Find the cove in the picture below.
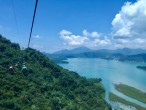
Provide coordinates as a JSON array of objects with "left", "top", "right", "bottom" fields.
[{"left": 59, "top": 58, "right": 146, "bottom": 108}]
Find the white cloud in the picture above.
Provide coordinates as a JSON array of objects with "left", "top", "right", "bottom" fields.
[
  {"left": 83, "top": 29, "right": 101, "bottom": 38},
  {"left": 112, "top": 0, "right": 146, "bottom": 38},
  {"left": 82, "top": 30, "right": 90, "bottom": 37},
  {"left": 33, "top": 35, "right": 40, "bottom": 39},
  {"left": 62, "top": 34, "right": 88, "bottom": 46},
  {"left": 94, "top": 36, "right": 111, "bottom": 46},
  {"left": 134, "top": 38, "right": 146, "bottom": 44},
  {"left": 112, "top": 0, "right": 146, "bottom": 49},
  {"left": 91, "top": 31, "right": 100, "bottom": 38},
  {"left": 59, "top": 0, "right": 146, "bottom": 50},
  {"left": 116, "top": 39, "right": 130, "bottom": 44},
  {"left": 60, "top": 29, "right": 88, "bottom": 46},
  {"left": 59, "top": 29, "right": 72, "bottom": 36},
  {"left": 59, "top": 29, "right": 111, "bottom": 48},
  {"left": 114, "top": 38, "right": 146, "bottom": 49}
]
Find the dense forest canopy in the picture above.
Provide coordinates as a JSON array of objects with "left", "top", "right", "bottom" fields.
[{"left": 0, "top": 35, "right": 111, "bottom": 110}]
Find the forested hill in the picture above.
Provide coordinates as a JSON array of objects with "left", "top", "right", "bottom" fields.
[{"left": 0, "top": 35, "right": 111, "bottom": 110}]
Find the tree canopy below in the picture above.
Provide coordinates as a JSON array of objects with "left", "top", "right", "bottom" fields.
[{"left": 0, "top": 35, "right": 111, "bottom": 110}]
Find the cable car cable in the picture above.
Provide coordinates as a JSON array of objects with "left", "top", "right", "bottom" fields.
[{"left": 28, "top": 0, "right": 38, "bottom": 48}]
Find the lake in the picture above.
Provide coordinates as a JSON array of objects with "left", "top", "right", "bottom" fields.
[{"left": 59, "top": 58, "right": 146, "bottom": 108}]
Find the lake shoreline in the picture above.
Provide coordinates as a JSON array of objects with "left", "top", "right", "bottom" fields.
[{"left": 59, "top": 58, "right": 146, "bottom": 109}]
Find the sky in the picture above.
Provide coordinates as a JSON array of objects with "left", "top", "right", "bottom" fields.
[{"left": 0, "top": 0, "right": 146, "bottom": 53}]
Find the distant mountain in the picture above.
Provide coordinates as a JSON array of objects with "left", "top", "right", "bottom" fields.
[
  {"left": 53, "top": 46, "right": 92, "bottom": 54},
  {"left": 53, "top": 49, "right": 69, "bottom": 54},
  {"left": 46, "top": 47, "right": 146, "bottom": 63},
  {"left": 114, "top": 48, "right": 146, "bottom": 55},
  {"left": 53, "top": 47, "right": 146, "bottom": 55},
  {"left": 129, "top": 53, "right": 146, "bottom": 61},
  {"left": 92, "top": 48, "right": 146, "bottom": 55},
  {"left": 66, "top": 51, "right": 124, "bottom": 59}
]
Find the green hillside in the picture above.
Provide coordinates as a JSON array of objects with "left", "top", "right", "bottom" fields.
[{"left": 0, "top": 35, "right": 111, "bottom": 110}]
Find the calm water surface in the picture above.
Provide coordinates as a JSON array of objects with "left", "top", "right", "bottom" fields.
[{"left": 59, "top": 58, "right": 146, "bottom": 108}]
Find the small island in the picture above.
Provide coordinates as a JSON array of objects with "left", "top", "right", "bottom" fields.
[
  {"left": 109, "top": 92, "right": 146, "bottom": 110},
  {"left": 114, "top": 84, "right": 146, "bottom": 104},
  {"left": 137, "top": 66, "right": 146, "bottom": 71}
]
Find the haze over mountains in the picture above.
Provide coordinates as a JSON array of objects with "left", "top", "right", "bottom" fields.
[
  {"left": 53, "top": 46, "right": 146, "bottom": 55},
  {"left": 45, "top": 46, "right": 146, "bottom": 63},
  {"left": 53, "top": 46, "right": 92, "bottom": 55}
]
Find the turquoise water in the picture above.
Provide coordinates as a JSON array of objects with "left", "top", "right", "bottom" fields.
[{"left": 59, "top": 58, "right": 146, "bottom": 108}]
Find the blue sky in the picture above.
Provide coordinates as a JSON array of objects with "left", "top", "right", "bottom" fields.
[{"left": 1, "top": 0, "right": 146, "bottom": 53}]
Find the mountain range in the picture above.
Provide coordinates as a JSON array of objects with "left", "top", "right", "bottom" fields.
[
  {"left": 46, "top": 46, "right": 146, "bottom": 63},
  {"left": 53, "top": 46, "right": 146, "bottom": 55},
  {"left": 53, "top": 46, "right": 92, "bottom": 55}
]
